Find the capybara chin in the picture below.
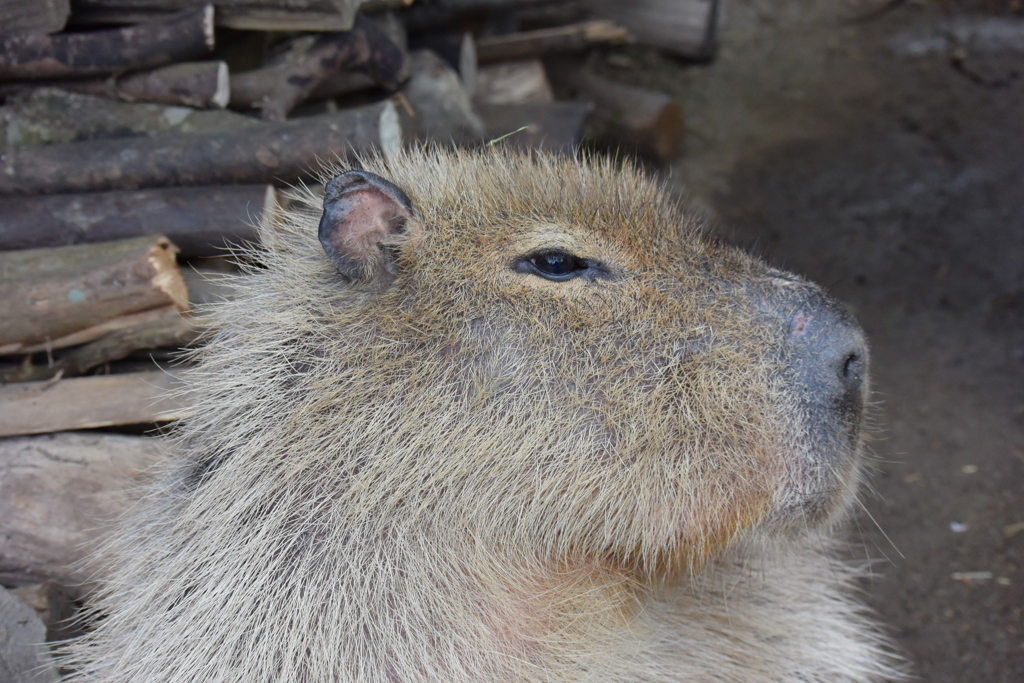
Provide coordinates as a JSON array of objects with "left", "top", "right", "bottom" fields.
[{"left": 62, "top": 148, "right": 903, "bottom": 681}]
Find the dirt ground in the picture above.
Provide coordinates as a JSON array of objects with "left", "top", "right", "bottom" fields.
[{"left": 613, "top": 0, "right": 1024, "bottom": 679}]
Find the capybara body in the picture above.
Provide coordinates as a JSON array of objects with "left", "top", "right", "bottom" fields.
[{"left": 64, "top": 148, "right": 902, "bottom": 681}]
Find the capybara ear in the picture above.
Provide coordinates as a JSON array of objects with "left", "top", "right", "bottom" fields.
[{"left": 318, "top": 170, "right": 416, "bottom": 283}]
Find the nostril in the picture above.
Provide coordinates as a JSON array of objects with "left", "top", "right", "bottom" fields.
[{"left": 842, "top": 352, "right": 864, "bottom": 391}]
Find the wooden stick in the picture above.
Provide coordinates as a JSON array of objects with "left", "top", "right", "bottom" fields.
[
  {"left": 479, "top": 101, "right": 591, "bottom": 154},
  {"left": 0, "top": 235, "right": 188, "bottom": 354},
  {"left": 0, "top": 100, "right": 404, "bottom": 195},
  {"left": 71, "top": 0, "right": 363, "bottom": 32},
  {"left": 0, "top": 88, "right": 256, "bottom": 148},
  {"left": 0, "top": 0, "right": 69, "bottom": 38},
  {"left": 57, "top": 61, "right": 231, "bottom": 109},
  {"left": 0, "top": 5, "right": 214, "bottom": 81},
  {"left": 586, "top": 0, "right": 719, "bottom": 59},
  {"left": 475, "top": 20, "right": 631, "bottom": 63},
  {"left": 254, "top": 15, "right": 408, "bottom": 121},
  {"left": 0, "top": 371, "right": 191, "bottom": 437},
  {"left": 0, "top": 185, "right": 276, "bottom": 258},
  {"left": 0, "top": 432, "right": 167, "bottom": 586},
  {"left": 2, "top": 312, "right": 200, "bottom": 383}
]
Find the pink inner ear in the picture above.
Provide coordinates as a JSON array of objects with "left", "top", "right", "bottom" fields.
[
  {"left": 332, "top": 192, "right": 402, "bottom": 257},
  {"left": 319, "top": 172, "right": 415, "bottom": 281}
]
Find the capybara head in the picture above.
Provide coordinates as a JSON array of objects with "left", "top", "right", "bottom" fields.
[{"left": 66, "top": 148, "right": 875, "bottom": 682}]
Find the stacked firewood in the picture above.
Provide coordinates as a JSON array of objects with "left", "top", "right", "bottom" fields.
[{"left": 0, "top": 0, "right": 717, "bottom": 677}]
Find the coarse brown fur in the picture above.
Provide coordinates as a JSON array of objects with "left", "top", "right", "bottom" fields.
[{"left": 63, "top": 147, "right": 905, "bottom": 681}]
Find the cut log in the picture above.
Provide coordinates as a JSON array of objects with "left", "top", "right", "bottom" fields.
[
  {"left": 586, "top": 0, "right": 719, "bottom": 59},
  {"left": 399, "top": 49, "right": 484, "bottom": 146},
  {"left": 251, "top": 15, "right": 408, "bottom": 121},
  {"left": 9, "top": 581, "right": 81, "bottom": 642},
  {"left": 0, "top": 185, "right": 276, "bottom": 257},
  {"left": 56, "top": 61, "right": 231, "bottom": 109},
  {"left": 475, "top": 20, "right": 631, "bottom": 63},
  {"left": 0, "top": 235, "right": 188, "bottom": 355},
  {"left": 0, "top": 100, "right": 403, "bottom": 195},
  {"left": 72, "top": 0, "right": 363, "bottom": 32},
  {"left": 0, "top": 432, "right": 167, "bottom": 586},
  {"left": 409, "top": 32, "right": 476, "bottom": 95},
  {"left": 0, "top": 0, "right": 69, "bottom": 38},
  {"left": 0, "top": 89, "right": 256, "bottom": 147},
  {"left": 2, "top": 312, "right": 200, "bottom": 383},
  {"left": 0, "top": 587, "right": 58, "bottom": 682},
  {"left": 479, "top": 101, "right": 590, "bottom": 154},
  {"left": 0, "top": 371, "right": 192, "bottom": 437},
  {"left": 0, "top": 5, "right": 214, "bottom": 81},
  {"left": 474, "top": 59, "right": 553, "bottom": 105}
]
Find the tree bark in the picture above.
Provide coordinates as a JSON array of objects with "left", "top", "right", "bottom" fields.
[
  {"left": 57, "top": 61, "right": 231, "bottom": 109},
  {"left": 244, "top": 14, "right": 409, "bottom": 121},
  {"left": 0, "top": 371, "right": 191, "bottom": 437},
  {"left": 0, "top": 235, "right": 188, "bottom": 354},
  {"left": 0, "top": 88, "right": 255, "bottom": 148},
  {"left": 0, "top": 100, "right": 403, "bottom": 195},
  {"left": 0, "top": 0, "right": 68, "bottom": 38},
  {"left": 0, "top": 5, "right": 214, "bottom": 80},
  {"left": 0, "top": 185, "right": 276, "bottom": 257},
  {"left": 0, "top": 432, "right": 167, "bottom": 586},
  {"left": 475, "top": 20, "right": 631, "bottom": 63},
  {"left": 71, "top": 0, "right": 363, "bottom": 32},
  {"left": 2, "top": 312, "right": 200, "bottom": 383}
]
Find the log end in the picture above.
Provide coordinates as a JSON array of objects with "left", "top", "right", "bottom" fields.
[
  {"left": 201, "top": 4, "right": 215, "bottom": 51},
  {"left": 148, "top": 237, "right": 190, "bottom": 313},
  {"left": 212, "top": 61, "right": 230, "bottom": 108}
]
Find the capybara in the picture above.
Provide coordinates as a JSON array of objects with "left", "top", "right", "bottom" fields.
[{"left": 63, "top": 148, "right": 903, "bottom": 682}]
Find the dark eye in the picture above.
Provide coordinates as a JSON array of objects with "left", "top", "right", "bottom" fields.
[{"left": 515, "top": 250, "right": 589, "bottom": 282}]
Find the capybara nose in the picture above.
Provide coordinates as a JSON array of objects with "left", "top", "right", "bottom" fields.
[{"left": 768, "top": 276, "right": 869, "bottom": 444}]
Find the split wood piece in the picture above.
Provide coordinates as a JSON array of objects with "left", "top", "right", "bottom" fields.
[
  {"left": 10, "top": 581, "right": 81, "bottom": 642},
  {"left": 479, "top": 101, "right": 591, "bottom": 154},
  {"left": 0, "top": 100, "right": 403, "bottom": 196},
  {"left": 249, "top": 15, "right": 409, "bottom": 121},
  {"left": 475, "top": 20, "right": 631, "bottom": 63},
  {"left": 0, "top": 432, "right": 168, "bottom": 586},
  {"left": 399, "top": 49, "right": 484, "bottom": 146},
  {"left": 577, "top": 68, "right": 685, "bottom": 160},
  {"left": 0, "top": 185, "right": 275, "bottom": 258},
  {"left": 409, "top": 32, "right": 476, "bottom": 96},
  {"left": 0, "top": 588, "right": 58, "bottom": 682},
  {"left": 56, "top": 61, "right": 230, "bottom": 109},
  {"left": 72, "top": 0, "right": 363, "bottom": 32},
  {"left": 474, "top": 59, "right": 553, "bottom": 105},
  {"left": 0, "top": 88, "right": 256, "bottom": 148},
  {"left": 2, "top": 312, "right": 200, "bottom": 383},
  {"left": 0, "top": 235, "right": 188, "bottom": 355},
  {"left": 586, "top": 0, "right": 719, "bottom": 59},
  {"left": 0, "top": 5, "right": 214, "bottom": 81},
  {"left": 0, "top": 371, "right": 191, "bottom": 438},
  {"left": 0, "top": 0, "right": 68, "bottom": 38}
]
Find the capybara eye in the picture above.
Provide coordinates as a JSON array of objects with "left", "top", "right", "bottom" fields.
[{"left": 516, "top": 250, "right": 588, "bottom": 281}]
